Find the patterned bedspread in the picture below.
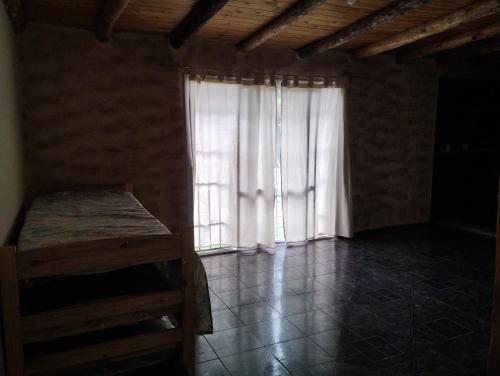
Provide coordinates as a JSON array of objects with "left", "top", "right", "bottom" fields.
[{"left": 18, "top": 190, "right": 213, "bottom": 334}]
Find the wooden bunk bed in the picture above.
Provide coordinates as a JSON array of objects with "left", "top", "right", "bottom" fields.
[{"left": 0, "top": 184, "right": 206, "bottom": 376}]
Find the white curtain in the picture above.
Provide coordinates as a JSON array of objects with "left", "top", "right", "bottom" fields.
[
  {"left": 281, "top": 87, "right": 352, "bottom": 243},
  {"left": 186, "top": 78, "right": 276, "bottom": 251}
]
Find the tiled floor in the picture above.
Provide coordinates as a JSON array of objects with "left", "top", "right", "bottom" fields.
[{"left": 196, "top": 225, "right": 495, "bottom": 376}]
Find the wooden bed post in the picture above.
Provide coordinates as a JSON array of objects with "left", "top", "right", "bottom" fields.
[
  {"left": 0, "top": 246, "right": 24, "bottom": 376},
  {"left": 124, "top": 183, "right": 134, "bottom": 194},
  {"left": 181, "top": 229, "right": 195, "bottom": 376}
]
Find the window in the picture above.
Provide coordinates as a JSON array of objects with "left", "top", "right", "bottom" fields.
[{"left": 185, "top": 76, "right": 352, "bottom": 253}]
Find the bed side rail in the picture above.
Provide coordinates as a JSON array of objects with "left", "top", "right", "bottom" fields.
[
  {"left": 16, "top": 234, "right": 182, "bottom": 280},
  {"left": 24, "top": 183, "right": 133, "bottom": 210}
]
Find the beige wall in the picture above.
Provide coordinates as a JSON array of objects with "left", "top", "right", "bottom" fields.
[
  {"left": 16, "top": 24, "right": 438, "bottom": 233},
  {"left": 349, "top": 56, "right": 438, "bottom": 231},
  {"left": 0, "top": 5, "right": 23, "bottom": 245},
  {"left": 17, "top": 24, "right": 188, "bottom": 231}
]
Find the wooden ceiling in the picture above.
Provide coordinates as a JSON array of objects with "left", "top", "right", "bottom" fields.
[{"left": 6, "top": 0, "right": 500, "bottom": 59}]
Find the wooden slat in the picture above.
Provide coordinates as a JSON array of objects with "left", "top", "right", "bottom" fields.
[
  {"left": 237, "top": 0, "right": 328, "bottom": 52},
  {"left": 402, "top": 22, "right": 500, "bottom": 59},
  {"left": 25, "top": 307, "right": 178, "bottom": 345},
  {"left": 0, "top": 246, "right": 24, "bottom": 376},
  {"left": 181, "top": 229, "right": 195, "bottom": 376},
  {"left": 169, "top": 0, "right": 229, "bottom": 49},
  {"left": 96, "top": 0, "right": 130, "bottom": 42},
  {"left": 2, "top": 0, "right": 26, "bottom": 33},
  {"left": 23, "top": 290, "right": 183, "bottom": 343},
  {"left": 487, "top": 180, "right": 500, "bottom": 375},
  {"left": 356, "top": 0, "right": 500, "bottom": 57},
  {"left": 26, "top": 0, "right": 474, "bottom": 48},
  {"left": 25, "top": 328, "right": 183, "bottom": 376},
  {"left": 16, "top": 234, "right": 182, "bottom": 279},
  {"left": 296, "top": 0, "right": 431, "bottom": 58}
]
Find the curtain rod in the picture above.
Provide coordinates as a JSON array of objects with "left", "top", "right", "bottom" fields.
[
  {"left": 179, "top": 65, "right": 342, "bottom": 81},
  {"left": 180, "top": 65, "right": 346, "bottom": 87}
]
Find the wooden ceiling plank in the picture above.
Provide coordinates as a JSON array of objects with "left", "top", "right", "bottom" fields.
[
  {"left": 236, "top": 0, "right": 329, "bottom": 52},
  {"left": 169, "top": 0, "right": 229, "bottom": 49},
  {"left": 96, "top": 0, "right": 131, "bottom": 42},
  {"left": 356, "top": 0, "right": 500, "bottom": 57},
  {"left": 2, "top": 0, "right": 26, "bottom": 33},
  {"left": 402, "top": 21, "right": 500, "bottom": 59},
  {"left": 296, "top": 0, "right": 431, "bottom": 58},
  {"left": 468, "top": 36, "right": 500, "bottom": 54},
  {"left": 433, "top": 35, "right": 500, "bottom": 64}
]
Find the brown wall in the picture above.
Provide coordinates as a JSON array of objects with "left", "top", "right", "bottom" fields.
[
  {"left": 16, "top": 24, "right": 438, "bottom": 233},
  {"left": 0, "top": 5, "right": 23, "bottom": 245},
  {"left": 17, "top": 25, "right": 188, "bottom": 231},
  {"left": 349, "top": 57, "right": 438, "bottom": 231}
]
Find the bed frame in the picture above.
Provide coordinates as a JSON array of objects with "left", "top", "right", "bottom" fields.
[{"left": 0, "top": 184, "right": 195, "bottom": 376}]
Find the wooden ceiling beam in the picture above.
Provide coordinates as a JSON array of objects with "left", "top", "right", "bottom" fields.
[
  {"left": 401, "top": 22, "right": 500, "bottom": 60},
  {"left": 436, "top": 36, "right": 500, "bottom": 62},
  {"left": 96, "top": 0, "right": 130, "bottom": 42},
  {"left": 356, "top": 0, "right": 500, "bottom": 58},
  {"left": 2, "top": 0, "right": 26, "bottom": 33},
  {"left": 296, "top": 0, "right": 430, "bottom": 59},
  {"left": 459, "top": 37, "right": 500, "bottom": 56},
  {"left": 169, "top": 0, "right": 229, "bottom": 49},
  {"left": 237, "top": 0, "right": 328, "bottom": 53}
]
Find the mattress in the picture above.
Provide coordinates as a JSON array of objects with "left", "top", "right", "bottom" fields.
[{"left": 17, "top": 190, "right": 212, "bottom": 334}]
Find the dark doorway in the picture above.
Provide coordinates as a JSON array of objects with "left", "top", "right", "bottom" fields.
[{"left": 431, "top": 77, "right": 500, "bottom": 235}]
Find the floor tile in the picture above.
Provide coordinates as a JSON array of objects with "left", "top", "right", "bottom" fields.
[
  {"left": 308, "top": 328, "right": 361, "bottom": 358},
  {"left": 365, "top": 288, "right": 403, "bottom": 303},
  {"left": 351, "top": 336, "right": 402, "bottom": 361},
  {"left": 199, "top": 225, "right": 494, "bottom": 376},
  {"left": 231, "top": 302, "right": 282, "bottom": 325},
  {"left": 205, "top": 327, "right": 264, "bottom": 357},
  {"left": 220, "top": 348, "right": 290, "bottom": 376},
  {"left": 209, "top": 292, "right": 228, "bottom": 312},
  {"left": 319, "top": 303, "right": 372, "bottom": 326},
  {"left": 270, "top": 294, "right": 317, "bottom": 316},
  {"left": 287, "top": 310, "right": 340, "bottom": 335},
  {"left": 420, "top": 277, "right": 456, "bottom": 290},
  {"left": 209, "top": 277, "right": 247, "bottom": 294},
  {"left": 415, "top": 348, "right": 464, "bottom": 376},
  {"left": 269, "top": 337, "right": 333, "bottom": 371},
  {"left": 196, "top": 359, "right": 230, "bottom": 376},
  {"left": 314, "top": 273, "right": 356, "bottom": 290},
  {"left": 202, "top": 256, "right": 225, "bottom": 270},
  {"left": 250, "top": 283, "right": 296, "bottom": 300},
  {"left": 196, "top": 336, "right": 217, "bottom": 363},
  {"left": 216, "top": 288, "right": 263, "bottom": 308},
  {"left": 349, "top": 317, "right": 411, "bottom": 345},
  {"left": 308, "top": 289, "right": 350, "bottom": 310},
  {"left": 423, "top": 318, "right": 473, "bottom": 340},
  {"left": 291, "top": 361, "right": 372, "bottom": 376},
  {"left": 239, "top": 270, "right": 277, "bottom": 287},
  {"left": 248, "top": 317, "right": 304, "bottom": 345},
  {"left": 283, "top": 277, "right": 328, "bottom": 294},
  {"left": 205, "top": 266, "right": 235, "bottom": 281},
  {"left": 211, "top": 309, "right": 244, "bottom": 332},
  {"left": 274, "top": 267, "right": 308, "bottom": 283}
]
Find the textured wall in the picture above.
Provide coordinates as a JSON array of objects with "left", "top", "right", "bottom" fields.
[
  {"left": 16, "top": 24, "right": 438, "bottom": 234},
  {"left": 0, "top": 5, "right": 23, "bottom": 245},
  {"left": 348, "top": 57, "right": 438, "bottom": 231},
  {"left": 17, "top": 25, "right": 188, "bottom": 231}
]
